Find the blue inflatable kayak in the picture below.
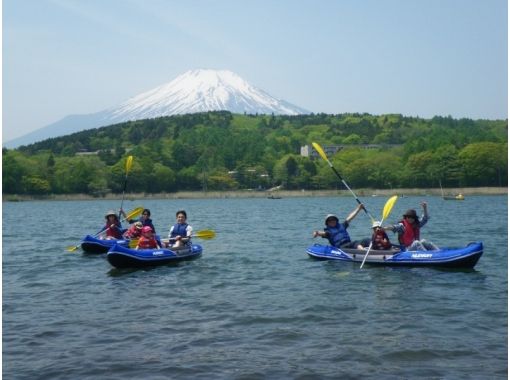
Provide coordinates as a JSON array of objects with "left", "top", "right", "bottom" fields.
[
  {"left": 107, "top": 243, "right": 203, "bottom": 268},
  {"left": 306, "top": 241, "right": 483, "bottom": 268},
  {"left": 80, "top": 234, "right": 130, "bottom": 253}
]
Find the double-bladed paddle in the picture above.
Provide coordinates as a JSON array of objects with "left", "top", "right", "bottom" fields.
[
  {"left": 118, "top": 155, "right": 133, "bottom": 219},
  {"left": 312, "top": 142, "right": 375, "bottom": 222}
]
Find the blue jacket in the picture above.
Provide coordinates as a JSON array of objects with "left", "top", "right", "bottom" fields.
[
  {"left": 169, "top": 223, "right": 189, "bottom": 239},
  {"left": 141, "top": 218, "right": 156, "bottom": 233},
  {"left": 324, "top": 222, "right": 351, "bottom": 247}
]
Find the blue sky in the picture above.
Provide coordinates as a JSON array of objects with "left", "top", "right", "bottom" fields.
[{"left": 3, "top": 0, "right": 508, "bottom": 142}]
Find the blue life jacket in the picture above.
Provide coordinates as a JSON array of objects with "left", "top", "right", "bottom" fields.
[
  {"left": 142, "top": 218, "right": 155, "bottom": 233},
  {"left": 170, "top": 223, "right": 188, "bottom": 238},
  {"left": 324, "top": 222, "right": 350, "bottom": 247}
]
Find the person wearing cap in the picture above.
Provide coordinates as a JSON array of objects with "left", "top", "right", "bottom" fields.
[
  {"left": 120, "top": 208, "right": 156, "bottom": 234},
  {"left": 164, "top": 210, "right": 193, "bottom": 248},
  {"left": 383, "top": 201, "right": 438, "bottom": 251},
  {"left": 312, "top": 204, "right": 366, "bottom": 248},
  {"left": 369, "top": 220, "right": 392, "bottom": 250},
  {"left": 100, "top": 210, "right": 124, "bottom": 239},
  {"left": 123, "top": 221, "right": 143, "bottom": 239},
  {"left": 356, "top": 220, "right": 394, "bottom": 250},
  {"left": 135, "top": 226, "right": 161, "bottom": 249}
]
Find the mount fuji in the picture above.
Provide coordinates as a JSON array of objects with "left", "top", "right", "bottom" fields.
[{"left": 5, "top": 69, "right": 309, "bottom": 148}]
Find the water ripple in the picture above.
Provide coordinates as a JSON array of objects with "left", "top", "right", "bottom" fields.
[{"left": 2, "top": 196, "right": 508, "bottom": 379}]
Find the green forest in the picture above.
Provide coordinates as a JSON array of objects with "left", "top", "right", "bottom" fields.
[{"left": 2, "top": 112, "right": 507, "bottom": 196}]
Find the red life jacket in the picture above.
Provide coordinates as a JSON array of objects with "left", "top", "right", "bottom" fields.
[
  {"left": 137, "top": 236, "right": 159, "bottom": 249},
  {"left": 399, "top": 219, "right": 420, "bottom": 247},
  {"left": 372, "top": 229, "right": 391, "bottom": 250},
  {"left": 124, "top": 225, "right": 141, "bottom": 239},
  {"left": 106, "top": 222, "right": 123, "bottom": 239}
]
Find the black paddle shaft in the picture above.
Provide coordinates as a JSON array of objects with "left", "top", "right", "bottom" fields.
[
  {"left": 118, "top": 175, "right": 129, "bottom": 219},
  {"left": 331, "top": 166, "right": 375, "bottom": 221}
]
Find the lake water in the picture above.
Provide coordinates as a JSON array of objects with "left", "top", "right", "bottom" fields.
[{"left": 3, "top": 195, "right": 508, "bottom": 379}]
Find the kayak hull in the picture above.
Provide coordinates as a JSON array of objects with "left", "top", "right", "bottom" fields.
[
  {"left": 306, "top": 241, "right": 483, "bottom": 268},
  {"left": 80, "top": 235, "right": 130, "bottom": 254},
  {"left": 107, "top": 243, "right": 202, "bottom": 268}
]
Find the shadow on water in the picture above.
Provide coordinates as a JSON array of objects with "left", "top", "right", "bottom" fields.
[
  {"left": 106, "top": 261, "right": 194, "bottom": 277},
  {"left": 81, "top": 252, "right": 106, "bottom": 258},
  {"left": 318, "top": 257, "right": 482, "bottom": 272},
  {"left": 381, "top": 265, "right": 482, "bottom": 274},
  {"left": 107, "top": 267, "right": 144, "bottom": 277},
  {"left": 318, "top": 259, "right": 486, "bottom": 281}
]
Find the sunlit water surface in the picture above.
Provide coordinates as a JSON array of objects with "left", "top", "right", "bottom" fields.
[{"left": 3, "top": 195, "right": 507, "bottom": 379}]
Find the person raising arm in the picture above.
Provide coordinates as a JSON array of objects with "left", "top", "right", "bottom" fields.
[{"left": 313, "top": 203, "right": 366, "bottom": 249}]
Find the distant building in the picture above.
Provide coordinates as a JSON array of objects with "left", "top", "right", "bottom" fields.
[
  {"left": 75, "top": 150, "right": 99, "bottom": 156},
  {"left": 75, "top": 148, "right": 121, "bottom": 156},
  {"left": 300, "top": 144, "right": 401, "bottom": 159}
]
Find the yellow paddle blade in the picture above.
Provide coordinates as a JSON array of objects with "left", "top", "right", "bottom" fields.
[
  {"left": 382, "top": 195, "right": 398, "bottom": 221},
  {"left": 194, "top": 230, "right": 216, "bottom": 239},
  {"left": 125, "top": 206, "right": 144, "bottom": 221},
  {"left": 66, "top": 245, "right": 80, "bottom": 252},
  {"left": 129, "top": 239, "right": 139, "bottom": 248},
  {"left": 312, "top": 142, "right": 330, "bottom": 163},
  {"left": 125, "top": 155, "right": 133, "bottom": 174}
]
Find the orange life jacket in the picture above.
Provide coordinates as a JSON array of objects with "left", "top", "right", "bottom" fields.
[{"left": 137, "top": 236, "right": 159, "bottom": 249}]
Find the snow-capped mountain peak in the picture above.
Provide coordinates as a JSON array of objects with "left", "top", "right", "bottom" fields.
[
  {"left": 107, "top": 69, "right": 308, "bottom": 121},
  {"left": 5, "top": 69, "right": 309, "bottom": 148}
]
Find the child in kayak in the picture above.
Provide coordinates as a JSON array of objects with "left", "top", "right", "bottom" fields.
[
  {"left": 312, "top": 204, "right": 366, "bottom": 248},
  {"left": 135, "top": 226, "right": 161, "bottom": 249},
  {"left": 368, "top": 221, "right": 392, "bottom": 250},
  {"left": 384, "top": 202, "right": 439, "bottom": 251},
  {"left": 123, "top": 221, "right": 143, "bottom": 239},
  {"left": 165, "top": 210, "right": 193, "bottom": 248},
  {"left": 100, "top": 210, "right": 123, "bottom": 240}
]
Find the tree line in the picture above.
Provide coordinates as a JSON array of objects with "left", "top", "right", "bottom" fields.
[{"left": 2, "top": 111, "right": 507, "bottom": 195}]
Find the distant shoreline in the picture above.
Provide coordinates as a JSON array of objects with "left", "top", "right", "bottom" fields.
[{"left": 3, "top": 187, "right": 507, "bottom": 202}]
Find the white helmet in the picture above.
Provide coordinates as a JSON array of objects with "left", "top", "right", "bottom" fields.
[{"left": 324, "top": 214, "right": 339, "bottom": 225}]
